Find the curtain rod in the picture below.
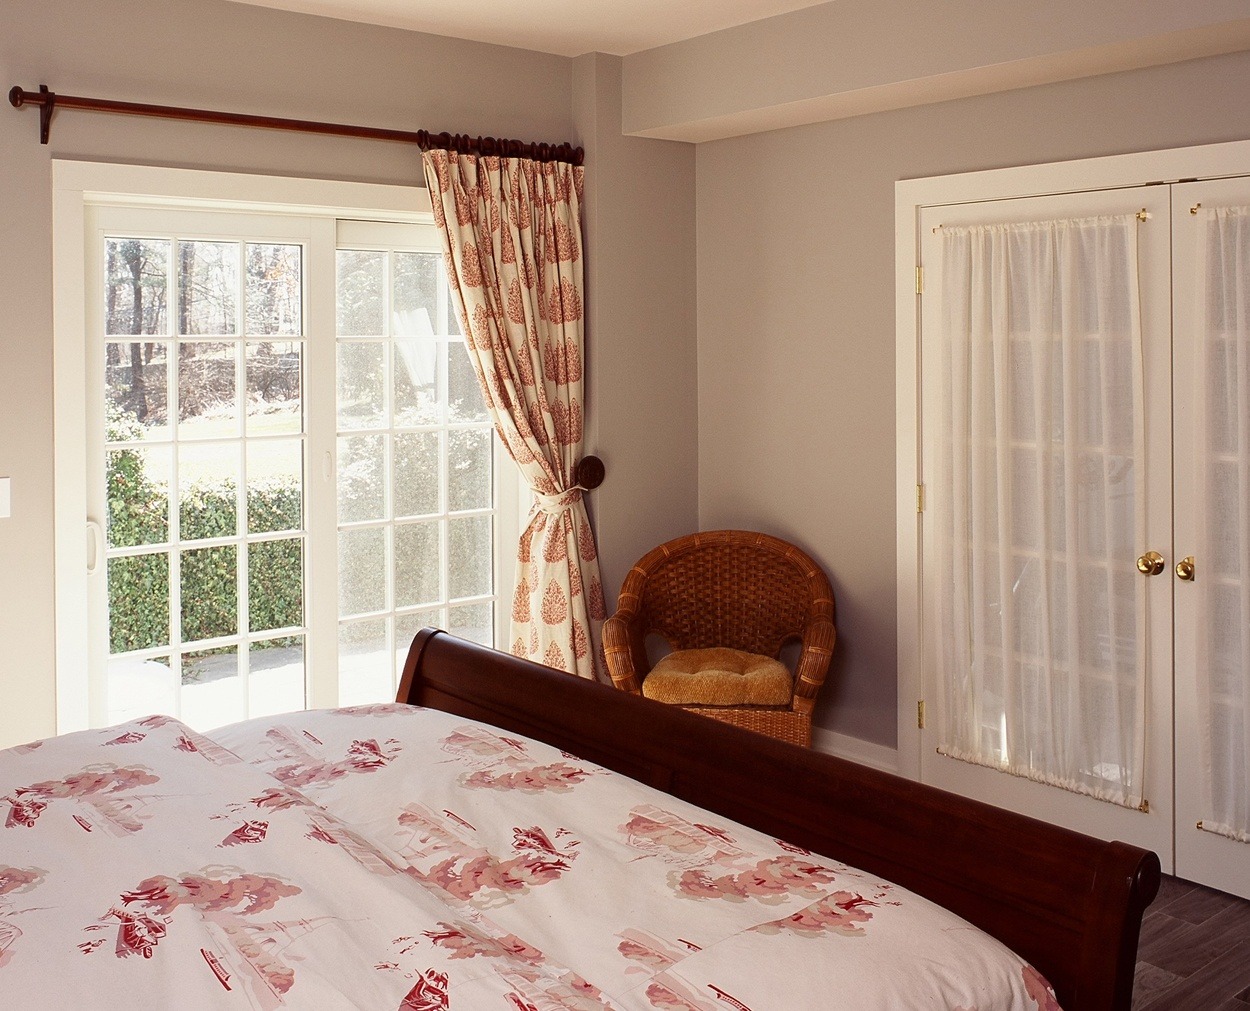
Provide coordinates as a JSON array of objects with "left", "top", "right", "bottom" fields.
[{"left": 7, "top": 84, "right": 584, "bottom": 165}]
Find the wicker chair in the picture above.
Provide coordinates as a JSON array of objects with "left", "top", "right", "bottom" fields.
[{"left": 603, "top": 530, "right": 835, "bottom": 747}]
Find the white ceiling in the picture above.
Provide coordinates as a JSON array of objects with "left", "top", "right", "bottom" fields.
[{"left": 224, "top": 0, "right": 829, "bottom": 57}]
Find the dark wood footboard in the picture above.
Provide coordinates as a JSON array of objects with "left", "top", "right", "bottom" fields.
[{"left": 398, "top": 629, "right": 1159, "bottom": 1011}]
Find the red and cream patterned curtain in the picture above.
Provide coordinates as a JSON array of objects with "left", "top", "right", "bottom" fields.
[{"left": 421, "top": 148, "right": 605, "bottom": 679}]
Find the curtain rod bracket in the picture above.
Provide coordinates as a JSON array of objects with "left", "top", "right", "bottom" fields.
[{"left": 39, "top": 85, "right": 54, "bottom": 145}]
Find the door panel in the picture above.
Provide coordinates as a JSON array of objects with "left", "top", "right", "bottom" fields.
[
  {"left": 89, "top": 207, "right": 315, "bottom": 731},
  {"left": 1174, "top": 177, "right": 1250, "bottom": 899},
  {"left": 918, "top": 187, "right": 1174, "bottom": 859}
]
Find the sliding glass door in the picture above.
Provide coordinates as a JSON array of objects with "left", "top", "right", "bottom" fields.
[{"left": 79, "top": 199, "right": 517, "bottom": 732}]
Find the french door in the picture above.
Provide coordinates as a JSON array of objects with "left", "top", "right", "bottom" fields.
[
  {"left": 917, "top": 177, "right": 1250, "bottom": 898},
  {"left": 1173, "top": 177, "right": 1250, "bottom": 898},
  {"left": 918, "top": 187, "right": 1175, "bottom": 862}
]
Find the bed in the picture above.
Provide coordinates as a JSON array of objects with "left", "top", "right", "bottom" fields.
[{"left": 0, "top": 629, "right": 1158, "bottom": 1009}]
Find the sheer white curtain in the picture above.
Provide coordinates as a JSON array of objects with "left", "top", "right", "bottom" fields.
[
  {"left": 935, "top": 215, "right": 1148, "bottom": 809},
  {"left": 1197, "top": 206, "right": 1250, "bottom": 841}
]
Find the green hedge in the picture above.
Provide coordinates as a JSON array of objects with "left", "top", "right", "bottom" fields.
[{"left": 107, "top": 428, "right": 303, "bottom": 655}]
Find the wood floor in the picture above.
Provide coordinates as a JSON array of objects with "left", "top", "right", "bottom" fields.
[{"left": 1133, "top": 875, "right": 1250, "bottom": 1009}]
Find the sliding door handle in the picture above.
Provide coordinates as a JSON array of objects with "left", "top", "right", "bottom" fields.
[{"left": 1136, "top": 551, "right": 1166, "bottom": 576}]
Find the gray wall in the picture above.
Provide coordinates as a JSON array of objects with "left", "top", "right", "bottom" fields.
[
  {"left": 572, "top": 53, "right": 699, "bottom": 601},
  {"left": 696, "top": 49, "right": 1250, "bottom": 748}
]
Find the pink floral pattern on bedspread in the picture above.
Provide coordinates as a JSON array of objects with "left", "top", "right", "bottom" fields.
[
  {"left": 0, "top": 705, "right": 1061, "bottom": 1009},
  {"left": 0, "top": 716, "right": 627, "bottom": 1007},
  {"left": 212, "top": 706, "right": 1062, "bottom": 1010}
]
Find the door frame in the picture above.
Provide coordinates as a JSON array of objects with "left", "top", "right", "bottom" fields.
[{"left": 895, "top": 137, "right": 1250, "bottom": 784}]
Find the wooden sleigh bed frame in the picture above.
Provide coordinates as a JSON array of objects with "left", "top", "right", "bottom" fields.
[{"left": 399, "top": 629, "right": 1160, "bottom": 1011}]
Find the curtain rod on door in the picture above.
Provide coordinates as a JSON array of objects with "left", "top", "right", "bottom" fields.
[{"left": 8, "top": 84, "right": 584, "bottom": 165}]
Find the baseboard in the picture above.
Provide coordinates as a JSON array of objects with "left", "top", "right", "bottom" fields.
[{"left": 811, "top": 727, "right": 899, "bottom": 775}]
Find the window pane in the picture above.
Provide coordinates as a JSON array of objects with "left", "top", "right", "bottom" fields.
[
  {"left": 179, "top": 443, "right": 239, "bottom": 542},
  {"left": 181, "top": 544, "right": 238, "bottom": 642},
  {"left": 246, "top": 341, "right": 302, "bottom": 435},
  {"left": 249, "top": 538, "right": 303, "bottom": 632},
  {"left": 248, "top": 439, "right": 302, "bottom": 534},
  {"left": 448, "top": 342, "right": 487, "bottom": 422},
  {"left": 339, "top": 619, "right": 391, "bottom": 707},
  {"left": 106, "top": 341, "right": 169, "bottom": 439},
  {"left": 181, "top": 645, "right": 240, "bottom": 731},
  {"left": 249, "top": 636, "right": 305, "bottom": 719},
  {"left": 394, "top": 608, "right": 444, "bottom": 676},
  {"left": 394, "top": 339, "right": 444, "bottom": 426},
  {"left": 179, "top": 341, "right": 239, "bottom": 439},
  {"left": 107, "top": 446, "right": 170, "bottom": 548},
  {"left": 108, "top": 553, "right": 169, "bottom": 653},
  {"left": 395, "top": 521, "right": 441, "bottom": 608},
  {"left": 106, "top": 238, "right": 169, "bottom": 336},
  {"left": 178, "top": 240, "right": 239, "bottom": 335},
  {"left": 339, "top": 527, "right": 386, "bottom": 616},
  {"left": 246, "top": 244, "right": 302, "bottom": 336},
  {"left": 337, "top": 250, "right": 385, "bottom": 336},
  {"left": 448, "top": 429, "right": 491, "bottom": 511},
  {"left": 107, "top": 655, "right": 173, "bottom": 725},
  {"left": 449, "top": 515, "right": 492, "bottom": 600},
  {"left": 449, "top": 601, "right": 492, "bottom": 647},
  {"left": 394, "top": 251, "right": 439, "bottom": 333},
  {"left": 394, "top": 432, "right": 440, "bottom": 518},
  {"left": 337, "top": 342, "right": 386, "bottom": 430},
  {"left": 338, "top": 435, "right": 386, "bottom": 523}
]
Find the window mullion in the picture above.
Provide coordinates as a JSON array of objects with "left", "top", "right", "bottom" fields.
[
  {"left": 305, "top": 218, "right": 341, "bottom": 709},
  {"left": 169, "top": 237, "right": 184, "bottom": 721}
]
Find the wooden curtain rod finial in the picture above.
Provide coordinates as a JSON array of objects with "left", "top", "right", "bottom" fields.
[{"left": 8, "top": 85, "right": 55, "bottom": 145}]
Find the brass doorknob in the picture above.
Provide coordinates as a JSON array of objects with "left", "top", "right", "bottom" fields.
[
  {"left": 1136, "top": 551, "right": 1166, "bottom": 576},
  {"left": 1176, "top": 556, "right": 1195, "bottom": 581}
]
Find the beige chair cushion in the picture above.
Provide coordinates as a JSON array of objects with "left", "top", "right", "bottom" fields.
[{"left": 641, "top": 647, "right": 792, "bottom": 707}]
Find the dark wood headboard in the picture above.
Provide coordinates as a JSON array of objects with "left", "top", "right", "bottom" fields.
[{"left": 398, "top": 629, "right": 1159, "bottom": 1011}]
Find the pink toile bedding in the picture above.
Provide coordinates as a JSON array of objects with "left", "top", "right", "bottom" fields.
[{"left": 1, "top": 704, "right": 1058, "bottom": 1010}]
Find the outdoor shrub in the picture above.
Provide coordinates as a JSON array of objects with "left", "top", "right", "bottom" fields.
[{"left": 107, "top": 435, "right": 304, "bottom": 653}]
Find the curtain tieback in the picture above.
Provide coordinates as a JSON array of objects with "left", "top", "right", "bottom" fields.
[{"left": 531, "top": 487, "right": 584, "bottom": 516}]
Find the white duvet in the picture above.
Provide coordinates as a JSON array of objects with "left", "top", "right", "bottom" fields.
[{"left": 0, "top": 704, "right": 1060, "bottom": 1009}]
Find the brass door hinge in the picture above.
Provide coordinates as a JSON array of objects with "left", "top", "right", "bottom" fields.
[
  {"left": 915, "top": 266, "right": 924, "bottom": 294},
  {"left": 917, "top": 483, "right": 925, "bottom": 513},
  {"left": 917, "top": 700, "right": 926, "bottom": 729}
]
